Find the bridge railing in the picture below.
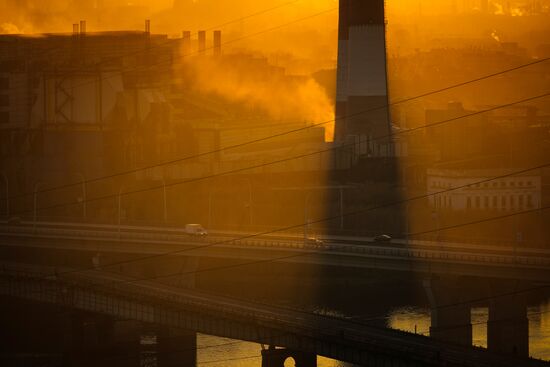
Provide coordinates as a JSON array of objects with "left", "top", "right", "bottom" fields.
[{"left": 2, "top": 224, "right": 550, "bottom": 271}]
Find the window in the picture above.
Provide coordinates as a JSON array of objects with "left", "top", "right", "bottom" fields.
[
  {"left": 510, "top": 196, "right": 516, "bottom": 208},
  {"left": 476, "top": 197, "right": 481, "bottom": 208},
  {"left": 502, "top": 196, "right": 506, "bottom": 209},
  {"left": 0, "top": 94, "right": 8, "bottom": 107},
  {"left": 527, "top": 195, "right": 533, "bottom": 208},
  {"left": 493, "top": 196, "right": 498, "bottom": 208},
  {"left": 484, "top": 197, "right": 489, "bottom": 208},
  {"left": 467, "top": 197, "right": 472, "bottom": 209},
  {"left": 519, "top": 196, "right": 524, "bottom": 208}
]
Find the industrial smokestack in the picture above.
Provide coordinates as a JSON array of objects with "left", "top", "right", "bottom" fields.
[
  {"left": 334, "top": 0, "right": 391, "bottom": 156},
  {"left": 182, "top": 31, "right": 191, "bottom": 55},
  {"left": 79, "top": 20, "right": 86, "bottom": 35},
  {"left": 213, "top": 30, "right": 222, "bottom": 56},
  {"left": 72, "top": 23, "right": 79, "bottom": 35},
  {"left": 198, "top": 30, "right": 206, "bottom": 54},
  {"left": 145, "top": 19, "right": 151, "bottom": 35},
  {"left": 334, "top": 0, "right": 350, "bottom": 143}
]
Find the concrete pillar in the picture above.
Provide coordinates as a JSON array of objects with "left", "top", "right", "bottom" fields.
[
  {"left": 111, "top": 320, "right": 143, "bottom": 367},
  {"left": 261, "top": 346, "right": 316, "bottom": 367},
  {"left": 423, "top": 277, "right": 472, "bottom": 346},
  {"left": 64, "top": 313, "right": 126, "bottom": 367},
  {"left": 64, "top": 316, "right": 142, "bottom": 367},
  {"left": 157, "top": 327, "right": 197, "bottom": 367},
  {"left": 487, "top": 283, "right": 529, "bottom": 357}
]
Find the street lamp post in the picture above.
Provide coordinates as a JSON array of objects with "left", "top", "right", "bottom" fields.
[
  {"left": 162, "top": 178, "right": 168, "bottom": 223},
  {"left": 304, "top": 191, "right": 312, "bottom": 244},
  {"left": 208, "top": 188, "right": 213, "bottom": 228},
  {"left": 339, "top": 187, "right": 344, "bottom": 230},
  {"left": 34, "top": 182, "right": 46, "bottom": 231},
  {"left": 0, "top": 172, "right": 8, "bottom": 217},
  {"left": 245, "top": 178, "right": 253, "bottom": 226},
  {"left": 118, "top": 186, "right": 124, "bottom": 238},
  {"left": 405, "top": 202, "right": 410, "bottom": 243},
  {"left": 74, "top": 173, "right": 87, "bottom": 220}
]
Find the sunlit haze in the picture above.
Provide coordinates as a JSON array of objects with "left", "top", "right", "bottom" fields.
[{"left": 0, "top": 1, "right": 549, "bottom": 366}]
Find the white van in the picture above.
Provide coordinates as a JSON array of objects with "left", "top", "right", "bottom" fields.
[{"left": 185, "top": 224, "right": 208, "bottom": 236}]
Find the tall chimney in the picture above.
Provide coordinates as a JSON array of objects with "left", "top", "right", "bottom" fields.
[
  {"left": 334, "top": 0, "right": 391, "bottom": 156},
  {"left": 213, "top": 30, "right": 222, "bottom": 56},
  {"left": 79, "top": 20, "right": 86, "bottom": 35},
  {"left": 72, "top": 23, "right": 79, "bottom": 35},
  {"left": 145, "top": 19, "right": 151, "bottom": 35},
  {"left": 198, "top": 30, "right": 206, "bottom": 54},
  {"left": 334, "top": 0, "right": 350, "bottom": 143},
  {"left": 182, "top": 31, "right": 191, "bottom": 54}
]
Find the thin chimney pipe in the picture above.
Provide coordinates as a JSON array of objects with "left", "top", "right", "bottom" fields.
[
  {"left": 213, "top": 30, "right": 222, "bottom": 56},
  {"left": 182, "top": 31, "right": 191, "bottom": 54},
  {"left": 198, "top": 30, "right": 206, "bottom": 54}
]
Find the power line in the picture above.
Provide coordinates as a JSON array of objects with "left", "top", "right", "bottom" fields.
[
  {"left": 0, "top": 10, "right": 548, "bottom": 363},
  {"left": 4, "top": 169, "right": 549, "bottom": 362},
  {"left": 3, "top": 57, "right": 547, "bottom": 204},
  {"left": 2, "top": 92, "right": 549, "bottom": 357},
  {"left": 5, "top": 161, "right": 549, "bottom": 315},
  {"left": 10, "top": 91, "right": 549, "bottom": 218},
  {"left": 4, "top": 262, "right": 549, "bottom": 365},
  {"left": 4, "top": 187, "right": 550, "bottom": 362},
  {"left": 4, "top": 95, "right": 549, "bottom": 315},
  {"left": 3, "top": 98, "right": 549, "bottom": 321}
]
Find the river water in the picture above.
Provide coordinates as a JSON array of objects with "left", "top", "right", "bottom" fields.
[{"left": 193, "top": 299, "right": 550, "bottom": 366}]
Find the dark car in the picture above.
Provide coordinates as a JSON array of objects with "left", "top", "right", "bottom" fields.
[{"left": 374, "top": 234, "right": 392, "bottom": 243}]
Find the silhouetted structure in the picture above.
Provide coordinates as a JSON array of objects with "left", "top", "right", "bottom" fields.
[{"left": 335, "top": 0, "right": 392, "bottom": 157}]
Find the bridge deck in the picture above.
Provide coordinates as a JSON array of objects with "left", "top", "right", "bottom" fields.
[
  {"left": 1, "top": 221, "right": 549, "bottom": 282},
  {"left": 0, "top": 261, "right": 548, "bottom": 367}
]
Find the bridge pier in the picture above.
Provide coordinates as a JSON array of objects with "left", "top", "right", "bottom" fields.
[
  {"left": 64, "top": 313, "right": 124, "bottom": 367},
  {"left": 65, "top": 317, "right": 168, "bottom": 367},
  {"left": 487, "top": 282, "right": 529, "bottom": 357},
  {"left": 261, "top": 346, "right": 316, "bottom": 367},
  {"left": 423, "top": 277, "right": 472, "bottom": 346},
  {"left": 156, "top": 327, "right": 197, "bottom": 367}
]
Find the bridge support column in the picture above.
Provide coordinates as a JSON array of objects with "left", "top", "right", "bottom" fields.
[
  {"left": 261, "top": 346, "right": 316, "bottom": 367},
  {"left": 64, "top": 313, "right": 120, "bottom": 366},
  {"left": 487, "top": 283, "right": 529, "bottom": 357},
  {"left": 157, "top": 327, "right": 197, "bottom": 367},
  {"left": 423, "top": 277, "right": 472, "bottom": 346}
]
